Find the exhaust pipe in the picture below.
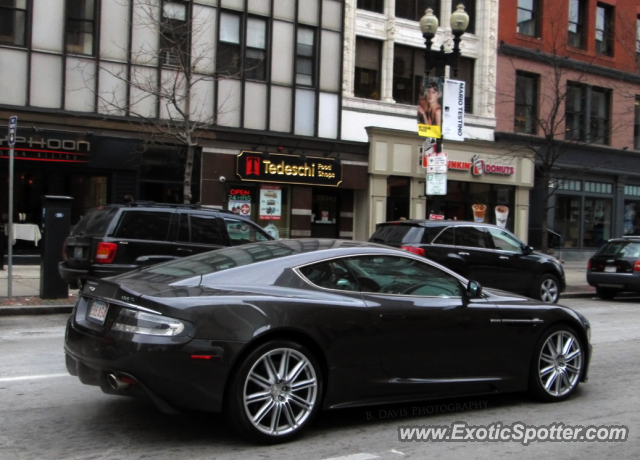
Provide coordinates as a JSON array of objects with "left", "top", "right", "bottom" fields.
[{"left": 107, "top": 373, "right": 131, "bottom": 391}]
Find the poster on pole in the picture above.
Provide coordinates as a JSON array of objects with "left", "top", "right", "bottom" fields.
[
  {"left": 417, "top": 77, "right": 443, "bottom": 138},
  {"left": 426, "top": 173, "right": 447, "bottom": 195},
  {"left": 442, "top": 79, "right": 465, "bottom": 141}
]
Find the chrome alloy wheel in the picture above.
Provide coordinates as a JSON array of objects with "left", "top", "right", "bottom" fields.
[
  {"left": 537, "top": 330, "right": 583, "bottom": 397},
  {"left": 540, "top": 278, "right": 559, "bottom": 303},
  {"left": 243, "top": 348, "right": 318, "bottom": 436}
]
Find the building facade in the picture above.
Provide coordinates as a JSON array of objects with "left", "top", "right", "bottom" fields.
[
  {"left": 343, "top": 0, "right": 534, "bottom": 242},
  {"left": 496, "top": 0, "right": 640, "bottom": 259},
  {"left": 1, "top": 0, "right": 368, "bottom": 242}
]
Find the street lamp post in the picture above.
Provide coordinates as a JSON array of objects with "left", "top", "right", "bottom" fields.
[{"left": 420, "top": 5, "right": 469, "bottom": 215}]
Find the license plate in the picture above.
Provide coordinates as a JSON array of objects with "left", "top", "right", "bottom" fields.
[
  {"left": 88, "top": 300, "right": 109, "bottom": 324},
  {"left": 74, "top": 247, "right": 83, "bottom": 259},
  {"left": 605, "top": 266, "right": 616, "bottom": 273}
]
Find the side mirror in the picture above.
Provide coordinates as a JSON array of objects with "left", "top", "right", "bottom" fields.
[
  {"left": 466, "top": 280, "right": 482, "bottom": 299},
  {"left": 523, "top": 246, "right": 534, "bottom": 255}
]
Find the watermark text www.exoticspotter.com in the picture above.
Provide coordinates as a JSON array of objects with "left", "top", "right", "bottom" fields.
[{"left": 398, "top": 422, "right": 628, "bottom": 445}]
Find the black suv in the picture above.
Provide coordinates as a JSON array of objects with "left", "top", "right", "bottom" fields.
[
  {"left": 370, "top": 220, "right": 565, "bottom": 303},
  {"left": 587, "top": 236, "right": 640, "bottom": 299},
  {"left": 58, "top": 202, "right": 273, "bottom": 288}
]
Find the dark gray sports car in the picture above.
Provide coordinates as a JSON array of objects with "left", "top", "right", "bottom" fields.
[{"left": 64, "top": 239, "right": 592, "bottom": 443}]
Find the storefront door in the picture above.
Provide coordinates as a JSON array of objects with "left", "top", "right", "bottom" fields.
[{"left": 311, "top": 190, "right": 339, "bottom": 238}]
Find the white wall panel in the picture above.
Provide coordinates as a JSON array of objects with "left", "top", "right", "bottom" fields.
[
  {"left": 32, "top": 0, "right": 64, "bottom": 52},
  {"left": 221, "top": 0, "right": 243, "bottom": 11},
  {"left": 269, "top": 86, "right": 291, "bottom": 132},
  {"left": 271, "top": 21, "right": 294, "bottom": 85},
  {"left": 195, "top": 0, "right": 217, "bottom": 5},
  {"left": 0, "top": 49, "right": 27, "bottom": 105},
  {"left": 131, "top": 0, "right": 160, "bottom": 65},
  {"left": 100, "top": 0, "right": 131, "bottom": 61},
  {"left": 130, "top": 65, "right": 157, "bottom": 118},
  {"left": 192, "top": 5, "right": 216, "bottom": 74},
  {"left": 318, "top": 92, "right": 338, "bottom": 139},
  {"left": 322, "top": 0, "right": 342, "bottom": 31},
  {"left": 65, "top": 58, "right": 96, "bottom": 112},
  {"left": 98, "top": 62, "right": 128, "bottom": 115},
  {"left": 244, "top": 82, "right": 267, "bottom": 130},
  {"left": 248, "top": 0, "right": 270, "bottom": 16},
  {"left": 298, "top": 0, "right": 319, "bottom": 26},
  {"left": 319, "top": 30, "right": 340, "bottom": 92},
  {"left": 191, "top": 77, "right": 215, "bottom": 122},
  {"left": 217, "top": 79, "right": 241, "bottom": 127},
  {"left": 294, "top": 89, "right": 315, "bottom": 136},
  {"left": 392, "top": 143, "right": 412, "bottom": 173},
  {"left": 30, "top": 54, "right": 62, "bottom": 108},
  {"left": 273, "top": 0, "right": 295, "bottom": 21}
]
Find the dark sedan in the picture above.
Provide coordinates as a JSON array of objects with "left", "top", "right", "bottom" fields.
[{"left": 64, "top": 239, "right": 592, "bottom": 443}]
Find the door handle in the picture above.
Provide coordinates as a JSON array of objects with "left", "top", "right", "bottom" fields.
[
  {"left": 177, "top": 248, "right": 193, "bottom": 254},
  {"left": 458, "top": 252, "right": 470, "bottom": 256},
  {"left": 499, "top": 256, "right": 509, "bottom": 260}
]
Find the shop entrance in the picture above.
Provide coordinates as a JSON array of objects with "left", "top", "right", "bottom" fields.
[{"left": 311, "top": 190, "right": 339, "bottom": 238}]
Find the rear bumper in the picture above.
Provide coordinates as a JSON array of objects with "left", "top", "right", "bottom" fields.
[
  {"left": 586, "top": 271, "right": 640, "bottom": 291},
  {"left": 58, "top": 262, "right": 138, "bottom": 285}
]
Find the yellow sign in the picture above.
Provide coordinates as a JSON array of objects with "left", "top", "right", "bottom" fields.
[{"left": 418, "top": 124, "right": 441, "bottom": 138}]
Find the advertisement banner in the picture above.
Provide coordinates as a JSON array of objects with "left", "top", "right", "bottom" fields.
[
  {"left": 259, "top": 185, "right": 282, "bottom": 220},
  {"left": 442, "top": 79, "right": 465, "bottom": 141},
  {"left": 417, "top": 77, "right": 443, "bottom": 138}
]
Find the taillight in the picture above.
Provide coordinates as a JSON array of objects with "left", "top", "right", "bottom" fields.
[
  {"left": 96, "top": 242, "right": 117, "bottom": 264},
  {"left": 401, "top": 246, "right": 425, "bottom": 257},
  {"left": 634, "top": 261, "right": 640, "bottom": 272},
  {"left": 62, "top": 241, "right": 67, "bottom": 261},
  {"left": 587, "top": 259, "right": 591, "bottom": 270}
]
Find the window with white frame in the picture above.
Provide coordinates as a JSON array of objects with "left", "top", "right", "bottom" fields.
[{"left": 218, "top": 12, "right": 268, "bottom": 80}]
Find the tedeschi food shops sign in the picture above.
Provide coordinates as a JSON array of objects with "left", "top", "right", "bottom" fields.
[{"left": 236, "top": 151, "right": 342, "bottom": 186}]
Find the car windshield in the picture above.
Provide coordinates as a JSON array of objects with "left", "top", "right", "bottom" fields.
[
  {"left": 70, "top": 207, "right": 119, "bottom": 236},
  {"left": 597, "top": 241, "right": 640, "bottom": 258},
  {"left": 370, "top": 225, "right": 426, "bottom": 244}
]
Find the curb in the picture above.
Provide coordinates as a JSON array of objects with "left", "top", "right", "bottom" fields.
[
  {"left": 561, "top": 292, "right": 597, "bottom": 299},
  {"left": 0, "top": 305, "right": 74, "bottom": 316}
]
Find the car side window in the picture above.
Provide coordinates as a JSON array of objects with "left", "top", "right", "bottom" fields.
[
  {"left": 431, "top": 227, "right": 454, "bottom": 245},
  {"left": 343, "top": 256, "right": 462, "bottom": 297},
  {"left": 114, "top": 211, "right": 172, "bottom": 240},
  {"left": 224, "top": 218, "right": 270, "bottom": 246},
  {"left": 455, "top": 226, "right": 487, "bottom": 248},
  {"left": 487, "top": 228, "right": 523, "bottom": 254},
  {"left": 177, "top": 214, "right": 224, "bottom": 245},
  {"left": 298, "top": 259, "right": 359, "bottom": 292}
]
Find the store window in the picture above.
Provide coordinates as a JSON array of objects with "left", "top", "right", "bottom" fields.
[
  {"left": 583, "top": 198, "right": 612, "bottom": 248},
  {"left": 624, "top": 186, "right": 640, "bottom": 235},
  {"left": 386, "top": 176, "right": 410, "bottom": 221},
  {"left": 66, "top": 0, "right": 96, "bottom": 55},
  {"left": 555, "top": 195, "right": 581, "bottom": 248},
  {"left": 312, "top": 190, "right": 339, "bottom": 238},
  {"left": 226, "top": 183, "right": 291, "bottom": 239},
  {"left": 0, "top": 0, "right": 28, "bottom": 46},
  {"left": 355, "top": 37, "right": 382, "bottom": 100},
  {"left": 635, "top": 97, "right": 640, "bottom": 150},
  {"left": 439, "top": 181, "right": 515, "bottom": 230}
]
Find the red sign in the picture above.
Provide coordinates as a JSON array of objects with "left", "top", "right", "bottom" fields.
[{"left": 429, "top": 214, "right": 445, "bottom": 220}]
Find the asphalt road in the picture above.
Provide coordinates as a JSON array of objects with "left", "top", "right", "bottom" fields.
[{"left": 0, "top": 298, "right": 638, "bottom": 459}]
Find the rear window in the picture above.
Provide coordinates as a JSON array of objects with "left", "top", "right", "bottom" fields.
[
  {"left": 70, "top": 207, "right": 119, "bottom": 236},
  {"left": 597, "top": 241, "right": 640, "bottom": 258},
  {"left": 370, "top": 225, "right": 425, "bottom": 245},
  {"left": 114, "top": 211, "right": 172, "bottom": 240}
]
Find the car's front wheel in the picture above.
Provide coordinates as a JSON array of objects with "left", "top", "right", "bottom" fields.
[
  {"left": 596, "top": 287, "right": 618, "bottom": 300},
  {"left": 534, "top": 273, "right": 560, "bottom": 303},
  {"left": 529, "top": 325, "right": 584, "bottom": 402},
  {"left": 226, "top": 340, "right": 322, "bottom": 444}
]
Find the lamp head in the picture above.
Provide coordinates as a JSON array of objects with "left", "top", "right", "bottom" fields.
[
  {"left": 450, "top": 4, "right": 469, "bottom": 33},
  {"left": 420, "top": 8, "right": 439, "bottom": 36}
]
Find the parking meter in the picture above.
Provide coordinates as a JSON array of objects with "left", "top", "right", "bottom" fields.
[{"left": 40, "top": 196, "right": 72, "bottom": 299}]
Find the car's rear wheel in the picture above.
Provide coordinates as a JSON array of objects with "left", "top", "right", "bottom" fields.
[
  {"left": 529, "top": 325, "right": 584, "bottom": 402},
  {"left": 596, "top": 287, "right": 618, "bottom": 300},
  {"left": 226, "top": 340, "right": 322, "bottom": 444},
  {"left": 534, "top": 273, "right": 560, "bottom": 303}
]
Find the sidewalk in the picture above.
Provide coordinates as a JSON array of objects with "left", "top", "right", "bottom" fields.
[{"left": 0, "top": 261, "right": 595, "bottom": 316}]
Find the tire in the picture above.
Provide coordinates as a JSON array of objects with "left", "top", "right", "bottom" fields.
[
  {"left": 529, "top": 325, "right": 584, "bottom": 402},
  {"left": 225, "top": 340, "right": 323, "bottom": 444},
  {"left": 596, "top": 287, "right": 617, "bottom": 300},
  {"left": 534, "top": 273, "right": 560, "bottom": 304}
]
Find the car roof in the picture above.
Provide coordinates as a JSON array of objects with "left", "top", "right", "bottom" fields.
[
  {"left": 377, "top": 219, "right": 500, "bottom": 229},
  {"left": 92, "top": 202, "right": 250, "bottom": 219}
]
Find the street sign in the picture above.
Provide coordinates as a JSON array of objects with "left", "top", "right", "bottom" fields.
[
  {"left": 427, "top": 152, "right": 448, "bottom": 174},
  {"left": 429, "top": 214, "right": 445, "bottom": 220},
  {"left": 426, "top": 173, "right": 447, "bottom": 195},
  {"left": 8, "top": 116, "right": 17, "bottom": 145}
]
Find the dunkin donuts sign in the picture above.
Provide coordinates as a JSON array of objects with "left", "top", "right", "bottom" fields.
[{"left": 448, "top": 154, "right": 515, "bottom": 176}]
